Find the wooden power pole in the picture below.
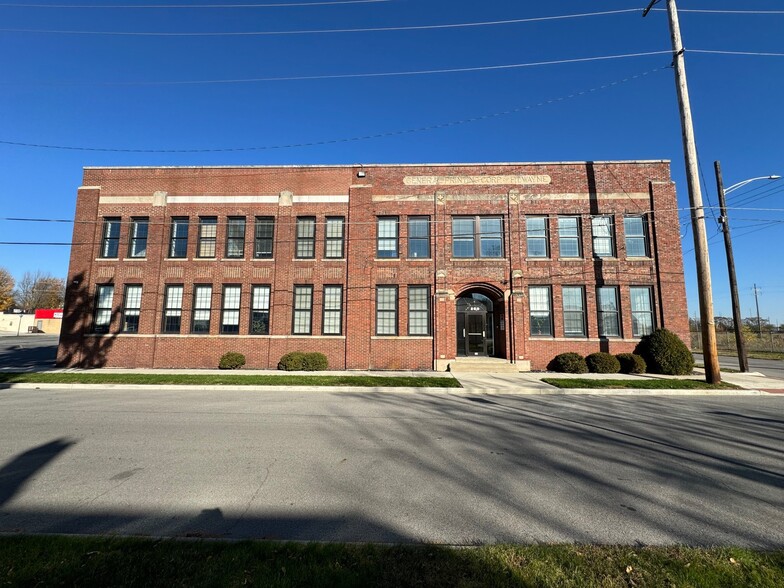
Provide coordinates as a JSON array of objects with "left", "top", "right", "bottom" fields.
[{"left": 644, "top": 0, "right": 721, "bottom": 383}]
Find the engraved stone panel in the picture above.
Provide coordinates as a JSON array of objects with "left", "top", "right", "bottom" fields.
[{"left": 404, "top": 174, "right": 551, "bottom": 186}]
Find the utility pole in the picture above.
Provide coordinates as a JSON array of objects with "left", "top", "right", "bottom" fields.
[
  {"left": 644, "top": 0, "right": 721, "bottom": 383},
  {"left": 714, "top": 161, "right": 748, "bottom": 372},
  {"left": 753, "top": 284, "right": 762, "bottom": 335}
]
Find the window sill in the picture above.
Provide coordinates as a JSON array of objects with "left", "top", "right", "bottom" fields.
[
  {"left": 556, "top": 257, "right": 584, "bottom": 261},
  {"left": 449, "top": 257, "right": 506, "bottom": 262},
  {"left": 95, "top": 258, "right": 119, "bottom": 261},
  {"left": 371, "top": 335, "right": 433, "bottom": 340},
  {"left": 292, "top": 258, "right": 316, "bottom": 262},
  {"left": 321, "top": 258, "right": 346, "bottom": 262},
  {"left": 405, "top": 258, "right": 432, "bottom": 262},
  {"left": 122, "top": 258, "right": 147, "bottom": 262},
  {"left": 626, "top": 256, "right": 652, "bottom": 261},
  {"left": 374, "top": 258, "right": 401, "bottom": 262},
  {"left": 221, "top": 258, "right": 246, "bottom": 262},
  {"left": 192, "top": 258, "right": 217, "bottom": 261},
  {"left": 164, "top": 257, "right": 190, "bottom": 261},
  {"left": 593, "top": 257, "right": 619, "bottom": 261},
  {"left": 251, "top": 258, "right": 274, "bottom": 262},
  {"left": 526, "top": 257, "right": 551, "bottom": 261}
]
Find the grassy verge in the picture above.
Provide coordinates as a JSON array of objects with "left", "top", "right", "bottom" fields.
[
  {"left": 0, "top": 372, "right": 459, "bottom": 388},
  {"left": 541, "top": 378, "right": 740, "bottom": 390},
  {"left": 1, "top": 536, "right": 782, "bottom": 587}
]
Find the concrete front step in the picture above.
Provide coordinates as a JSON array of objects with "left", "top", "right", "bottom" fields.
[{"left": 448, "top": 358, "right": 530, "bottom": 373}]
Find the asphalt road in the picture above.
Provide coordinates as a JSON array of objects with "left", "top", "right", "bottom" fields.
[
  {"left": 694, "top": 353, "right": 784, "bottom": 380},
  {"left": 0, "top": 334, "right": 59, "bottom": 371},
  {"left": 0, "top": 388, "right": 782, "bottom": 546}
]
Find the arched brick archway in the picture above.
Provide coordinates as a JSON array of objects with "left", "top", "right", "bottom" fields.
[{"left": 455, "top": 284, "right": 507, "bottom": 359}]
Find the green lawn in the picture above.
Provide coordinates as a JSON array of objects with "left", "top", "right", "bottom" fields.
[
  {"left": 541, "top": 378, "right": 740, "bottom": 390},
  {"left": 0, "top": 536, "right": 782, "bottom": 587},
  {"left": 0, "top": 372, "right": 459, "bottom": 388}
]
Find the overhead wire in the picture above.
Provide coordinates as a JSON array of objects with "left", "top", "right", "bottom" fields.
[{"left": 0, "top": 0, "right": 393, "bottom": 7}]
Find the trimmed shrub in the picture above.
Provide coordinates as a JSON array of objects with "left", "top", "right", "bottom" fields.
[
  {"left": 547, "top": 352, "right": 588, "bottom": 374},
  {"left": 634, "top": 328, "right": 694, "bottom": 375},
  {"left": 278, "top": 352, "right": 329, "bottom": 371},
  {"left": 586, "top": 352, "right": 621, "bottom": 374},
  {"left": 616, "top": 353, "right": 647, "bottom": 374},
  {"left": 219, "top": 352, "right": 246, "bottom": 370}
]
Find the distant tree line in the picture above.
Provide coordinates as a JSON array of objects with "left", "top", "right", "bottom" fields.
[
  {"left": 0, "top": 266, "right": 66, "bottom": 313},
  {"left": 690, "top": 316, "right": 783, "bottom": 334}
]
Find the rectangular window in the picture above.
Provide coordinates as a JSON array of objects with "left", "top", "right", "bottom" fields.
[
  {"left": 225, "top": 217, "right": 246, "bottom": 259},
  {"left": 322, "top": 285, "right": 343, "bottom": 335},
  {"left": 122, "top": 285, "right": 142, "bottom": 333},
  {"left": 597, "top": 286, "right": 621, "bottom": 337},
  {"left": 197, "top": 217, "right": 218, "bottom": 258},
  {"left": 250, "top": 285, "right": 271, "bottom": 335},
  {"left": 191, "top": 285, "right": 212, "bottom": 334},
  {"left": 526, "top": 216, "right": 549, "bottom": 258},
  {"left": 377, "top": 217, "right": 399, "bottom": 258},
  {"left": 592, "top": 216, "right": 615, "bottom": 258},
  {"left": 624, "top": 216, "right": 649, "bottom": 258},
  {"left": 529, "top": 286, "right": 552, "bottom": 336},
  {"left": 324, "top": 217, "right": 345, "bottom": 259},
  {"left": 407, "top": 216, "right": 430, "bottom": 259},
  {"left": 631, "top": 287, "right": 655, "bottom": 337},
  {"left": 376, "top": 286, "right": 398, "bottom": 335},
  {"left": 254, "top": 217, "right": 274, "bottom": 259},
  {"left": 562, "top": 286, "right": 586, "bottom": 337},
  {"left": 128, "top": 218, "right": 149, "bottom": 258},
  {"left": 93, "top": 284, "right": 114, "bottom": 333},
  {"left": 221, "top": 285, "right": 241, "bottom": 334},
  {"left": 100, "top": 218, "right": 121, "bottom": 258},
  {"left": 292, "top": 285, "right": 313, "bottom": 334},
  {"left": 163, "top": 285, "right": 183, "bottom": 334},
  {"left": 408, "top": 286, "right": 431, "bottom": 336},
  {"left": 558, "top": 216, "right": 581, "bottom": 258},
  {"left": 296, "top": 217, "right": 316, "bottom": 259},
  {"left": 452, "top": 216, "right": 504, "bottom": 258},
  {"left": 169, "top": 217, "right": 189, "bottom": 258}
]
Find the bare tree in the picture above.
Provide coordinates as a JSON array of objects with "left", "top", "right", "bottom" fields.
[
  {"left": 0, "top": 266, "right": 14, "bottom": 311},
  {"left": 13, "top": 271, "right": 66, "bottom": 312}
]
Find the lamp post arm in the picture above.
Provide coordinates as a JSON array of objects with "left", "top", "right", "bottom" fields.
[{"left": 724, "top": 175, "right": 781, "bottom": 195}]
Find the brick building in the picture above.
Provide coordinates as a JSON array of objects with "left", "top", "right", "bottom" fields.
[{"left": 56, "top": 161, "right": 690, "bottom": 371}]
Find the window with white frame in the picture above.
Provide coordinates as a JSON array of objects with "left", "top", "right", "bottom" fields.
[
  {"left": 322, "top": 285, "right": 343, "bottom": 335},
  {"left": 325, "top": 217, "right": 345, "bottom": 259},
  {"left": 225, "top": 217, "right": 246, "bottom": 258},
  {"left": 296, "top": 217, "right": 316, "bottom": 259},
  {"left": 197, "top": 217, "right": 217, "bottom": 258},
  {"left": 558, "top": 216, "right": 581, "bottom": 258},
  {"left": 562, "top": 286, "right": 586, "bottom": 337},
  {"left": 292, "top": 285, "right": 313, "bottom": 334},
  {"left": 250, "top": 285, "right": 270, "bottom": 334},
  {"left": 221, "top": 285, "right": 241, "bottom": 334},
  {"left": 376, "top": 286, "right": 398, "bottom": 335},
  {"left": 452, "top": 216, "right": 503, "bottom": 258},
  {"left": 630, "top": 287, "right": 655, "bottom": 337},
  {"left": 254, "top": 217, "right": 274, "bottom": 259},
  {"left": 93, "top": 284, "right": 114, "bottom": 333},
  {"left": 122, "top": 285, "right": 142, "bottom": 333},
  {"left": 624, "top": 216, "right": 649, "bottom": 257},
  {"left": 597, "top": 286, "right": 621, "bottom": 337},
  {"left": 408, "top": 286, "right": 430, "bottom": 335},
  {"left": 591, "top": 216, "right": 615, "bottom": 258},
  {"left": 169, "top": 217, "right": 189, "bottom": 258},
  {"left": 100, "top": 218, "right": 121, "bottom": 258},
  {"left": 529, "top": 286, "right": 552, "bottom": 336},
  {"left": 191, "top": 285, "right": 212, "bottom": 334},
  {"left": 128, "top": 218, "right": 149, "bottom": 258},
  {"left": 377, "top": 217, "right": 399, "bottom": 258},
  {"left": 162, "top": 285, "right": 183, "bottom": 333},
  {"left": 407, "top": 216, "right": 430, "bottom": 259},
  {"left": 526, "top": 216, "right": 549, "bottom": 258}
]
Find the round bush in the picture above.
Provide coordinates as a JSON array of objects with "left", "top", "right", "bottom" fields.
[
  {"left": 278, "top": 352, "right": 329, "bottom": 371},
  {"left": 302, "top": 352, "right": 328, "bottom": 371},
  {"left": 616, "top": 353, "right": 647, "bottom": 374},
  {"left": 585, "top": 352, "right": 621, "bottom": 374},
  {"left": 547, "top": 352, "right": 588, "bottom": 374},
  {"left": 634, "top": 328, "right": 694, "bottom": 375},
  {"left": 219, "top": 352, "right": 246, "bottom": 370}
]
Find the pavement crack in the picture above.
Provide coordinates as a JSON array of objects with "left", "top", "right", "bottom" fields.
[{"left": 228, "top": 458, "right": 276, "bottom": 534}]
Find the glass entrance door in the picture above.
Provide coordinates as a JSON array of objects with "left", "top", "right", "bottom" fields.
[{"left": 466, "top": 312, "right": 486, "bottom": 356}]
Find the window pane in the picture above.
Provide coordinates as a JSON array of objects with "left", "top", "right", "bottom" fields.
[
  {"left": 170, "top": 218, "right": 189, "bottom": 258},
  {"left": 452, "top": 218, "right": 474, "bottom": 236},
  {"left": 251, "top": 285, "right": 270, "bottom": 335},
  {"left": 480, "top": 237, "right": 502, "bottom": 258},
  {"left": 376, "top": 286, "right": 397, "bottom": 335},
  {"left": 529, "top": 287, "right": 550, "bottom": 312},
  {"left": 408, "top": 286, "right": 430, "bottom": 335},
  {"left": 453, "top": 239, "right": 474, "bottom": 258},
  {"left": 297, "top": 218, "right": 315, "bottom": 238},
  {"left": 562, "top": 287, "right": 583, "bottom": 311},
  {"left": 293, "top": 286, "right": 312, "bottom": 334}
]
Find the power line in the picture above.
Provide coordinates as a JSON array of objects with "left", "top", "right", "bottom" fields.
[
  {"left": 0, "top": 0, "right": 392, "bottom": 7},
  {"left": 655, "top": 8, "right": 784, "bottom": 15},
  {"left": 0, "top": 64, "right": 667, "bottom": 153},
  {"left": 690, "top": 49, "right": 784, "bottom": 58},
  {"left": 0, "top": 8, "right": 642, "bottom": 36},
  {"left": 0, "top": 50, "right": 673, "bottom": 87}
]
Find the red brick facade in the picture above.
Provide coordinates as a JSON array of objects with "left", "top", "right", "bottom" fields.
[{"left": 56, "top": 161, "right": 690, "bottom": 371}]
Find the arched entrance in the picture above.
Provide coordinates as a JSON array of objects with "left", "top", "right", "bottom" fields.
[{"left": 456, "top": 288, "right": 505, "bottom": 358}]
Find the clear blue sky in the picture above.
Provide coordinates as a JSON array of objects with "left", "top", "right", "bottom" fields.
[{"left": 0, "top": 0, "right": 781, "bottom": 323}]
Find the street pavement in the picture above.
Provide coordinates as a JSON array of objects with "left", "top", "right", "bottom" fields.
[
  {"left": 694, "top": 352, "right": 784, "bottom": 380},
  {"left": 0, "top": 334, "right": 59, "bottom": 371},
  {"left": 1, "top": 388, "right": 782, "bottom": 547}
]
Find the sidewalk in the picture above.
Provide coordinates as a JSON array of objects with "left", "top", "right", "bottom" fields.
[{"left": 3, "top": 365, "right": 782, "bottom": 395}]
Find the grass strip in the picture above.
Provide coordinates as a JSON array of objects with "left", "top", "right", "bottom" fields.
[
  {"left": 0, "top": 372, "right": 459, "bottom": 388},
  {"left": 541, "top": 378, "right": 740, "bottom": 390},
  {"left": 1, "top": 536, "right": 782, "bottom": 587}
]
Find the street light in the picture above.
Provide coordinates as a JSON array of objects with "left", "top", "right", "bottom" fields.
[{"left": 714, "top": 161, "right": 781, "bottom": 372}]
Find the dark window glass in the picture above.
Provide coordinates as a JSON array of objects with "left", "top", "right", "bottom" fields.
[
  {"left": 250, "top": 285, "right": 271, "bottom": 335},
  {"left": 322, "top": 285, "right": 343, "bottom": 335},
  {"left": 408, "top": 216, "right": 430, "bottom": 259},
  {"left": 93, "top": 285, "right": 114, "bottom": 333},
  {"left": 163, "top": 285, "right": 183, "bottom": 333},
  {"left": 100, "top": 218, "right": 121, "bottom": 258},
  {"left": 293, "top": 285, "right": 313, "bottom": 334},
  {"left": 377, "top": 217, "right": 399, "bottom": 258},
  {"left": 376, "top": 286, "right": 398, "bottom": 335},
  {"left": 225, "top": 217, "right": 246, "bottom": 258},
  {"left": 529, "top": 286, "right": 552, "bottom": 336},
  {"left": 122, "top": 285, "right": 142, "bottom": 333},
  {"left": 254, "top": 217, "right": 274, "bottom": 259},
  {"left": 197, "top": 217, "right": 217, "bottom": 258},
  {"left": 169, "top": 217, "right": 189, "bottom": 258},
  {"left": 526, "top": 217, "right": 548, "bottom": 258},
  {"left": 220, "top": 285, "right": 241, "bottom": 334},
  {"left": 325, "top": 217, "right": 345, "bottom": 259},
  {"left": 558, "top": 217, "right": 581, "bottom": 258},
  {"left": 408, "top": 286, "right": 430, "bottom": 335},
  {"left": 191, "top": 285, "right": 212, "bottom": 334},
  {"left": 128, "top": 218, "right": 149, "bottom": 258},
  {"left": 624, "top": 216, "right": 649, "bottom": 258},
  {"left": 452, "top": 216, "right": 504, "bottom": 258},
  {"left": 296, "top": 218, "right": 316, "bottom": 259}
]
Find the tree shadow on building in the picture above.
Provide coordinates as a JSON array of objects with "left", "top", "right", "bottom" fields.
[{"left": 56, "top": 272, "right": 119, "bottom": 368}]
